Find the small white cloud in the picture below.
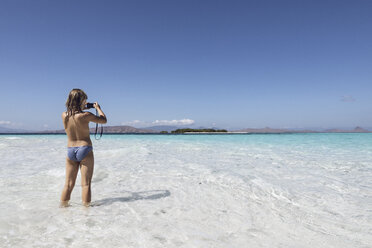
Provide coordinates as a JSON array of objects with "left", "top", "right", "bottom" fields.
[
  {"left": 152, "top": 119, "right": 195, "bottom": 126},
  {"left": 0, "top": 120, "right": 11, "bottom": 125},
  {"left": 43, "top": 124, "right": 49, "bottom": 128},
  {"left": 341, "top": 95, "right": 356, "bottom": 102}
]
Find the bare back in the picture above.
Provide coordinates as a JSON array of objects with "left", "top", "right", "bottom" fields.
[{"left": 62, "top": 111, "right": 92, "bottom": 147}]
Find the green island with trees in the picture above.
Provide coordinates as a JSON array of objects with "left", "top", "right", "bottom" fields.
[{"left": 171, "top": 128, "right": 228, "bottom": 134}]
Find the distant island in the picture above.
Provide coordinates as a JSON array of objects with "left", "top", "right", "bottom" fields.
[
  {"left": 171, "top": 128, "right": 228, "bottom": 134},
  {"left": 0, "top": 126, "right": 370, "bottom": 134}
]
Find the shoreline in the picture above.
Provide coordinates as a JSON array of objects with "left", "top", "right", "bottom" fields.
[{"left": 0, "top": 132, "right": 371, "bottom": 135}]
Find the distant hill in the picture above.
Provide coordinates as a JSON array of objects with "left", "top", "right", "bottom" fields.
[
  {"left": 2, "top": 125, "right": 371, "bottom": 134},
  {"left": 324, "top": 126, "right": 370, "bottom": 133},
  {"left": 0, "top": 126, "right": 33, "bottom": 133},
  {"left": 99, "top": 125, "right": 159, "bottom": 133},
  {"left": 37, "top": 125, "right": 160, "bottom": 134}
]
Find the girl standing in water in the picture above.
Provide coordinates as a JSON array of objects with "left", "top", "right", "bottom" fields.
[{"left": 60, "top": 89, "right": 107, "bottom": 207}]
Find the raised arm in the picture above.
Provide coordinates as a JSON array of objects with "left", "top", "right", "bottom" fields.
[{"left": 85, "top": 102, "right": 107, "bottom": 124}]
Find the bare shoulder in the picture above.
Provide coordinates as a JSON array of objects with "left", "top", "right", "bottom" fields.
[
  {"left": 83, "top": 111, "right": 107, "bottom": 124},
  {"left": 62, "top": 112, "right": 67, "bottom": 119},
  {"left": 83, "top": 111, "right": 94, "bottom": 117},
  {"left": 82, "top": 111, "right": 95, "bottom": 120}
]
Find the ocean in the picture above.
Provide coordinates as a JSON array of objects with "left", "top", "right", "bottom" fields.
[{"left": 0, "top": 133, "right": 371, "bottom": 247}]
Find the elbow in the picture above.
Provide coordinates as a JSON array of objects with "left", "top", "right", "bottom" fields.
[{"left": 101, "top": 117, "right": 107, "bottom": 124}]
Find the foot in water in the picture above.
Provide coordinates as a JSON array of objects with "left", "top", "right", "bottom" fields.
[{"left": 59, "top": 200, "right": 70, "bottom": 208}]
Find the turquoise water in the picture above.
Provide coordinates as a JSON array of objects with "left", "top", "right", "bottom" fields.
[{"left": 0, "top": 133, "right": 371, "bottom": 247}]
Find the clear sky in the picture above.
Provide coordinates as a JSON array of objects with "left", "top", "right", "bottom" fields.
[{"left": 1, "top": 0, "right": 371, "bottom": 131}]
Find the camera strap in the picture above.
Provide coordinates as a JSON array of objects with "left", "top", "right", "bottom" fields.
[{"left": 94, "top": 108, "right": 103, "bottom": 140}]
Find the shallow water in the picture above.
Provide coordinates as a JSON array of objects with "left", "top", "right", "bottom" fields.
[{"left": 0, "top": 134, "right": 371, "bottom": 247}]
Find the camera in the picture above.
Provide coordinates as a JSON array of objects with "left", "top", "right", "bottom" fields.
[{"left": 86, "top": 103, "right": 95, "bottom": 109}]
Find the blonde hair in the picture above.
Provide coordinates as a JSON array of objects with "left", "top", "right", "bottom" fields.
[{"left": 65, "top": 89, "right": 87, "bottom": 120}]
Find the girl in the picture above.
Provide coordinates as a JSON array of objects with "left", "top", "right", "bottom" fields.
[{"left": 60, "top": 89, "right": 107, "bottom": 207}]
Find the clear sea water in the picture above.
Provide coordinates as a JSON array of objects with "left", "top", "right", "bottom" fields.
[{"left": 0, "top": 133, "right": 371, "bottom": 247}]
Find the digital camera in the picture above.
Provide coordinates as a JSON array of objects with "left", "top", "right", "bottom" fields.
[{"left": 86, "top": 103, "right": 95, "bottom": 109}]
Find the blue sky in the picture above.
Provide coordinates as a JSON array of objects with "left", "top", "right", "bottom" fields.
[{"left": 1, "top": 0, "right": 371, "bottom": 131}]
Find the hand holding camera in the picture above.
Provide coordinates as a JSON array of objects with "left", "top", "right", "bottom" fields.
[
  {"left": 86, "top": 103, "right": 94, "bottom": 109},
  {"left": 85, "top": 101, "right": 105, "bottom": 140},
  {"left": 86, "top": 102, "right": 101, "bottom": 109}
]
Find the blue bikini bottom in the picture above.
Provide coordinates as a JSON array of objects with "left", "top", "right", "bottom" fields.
[{"left": 67, "top": 146, "right": 93, "bottom": 162}]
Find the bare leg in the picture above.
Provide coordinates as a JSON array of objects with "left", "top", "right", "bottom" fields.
[
  {"left": 60, "top": 157, "right": 79, "bottom": 206},
  {"left": 80, "top": 150, "right": 94, "bottom": 206}
]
